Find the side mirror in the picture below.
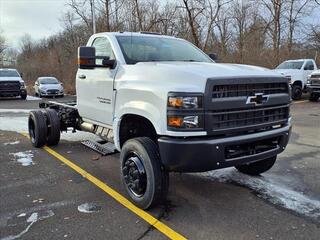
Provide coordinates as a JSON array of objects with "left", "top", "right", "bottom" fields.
[
  {"left": 208, "top": 53, "right": 218, "bottom": 61},
  {"left": 78, "top": 46, "right": 116, "bottom": 69},
  {"left": 20, "top": 73, "right": 23, "bottom": 78},
  {"left": 78, "top": 46, "right": 96, "bottom": 69}
]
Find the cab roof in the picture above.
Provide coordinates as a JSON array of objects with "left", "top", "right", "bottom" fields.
[
  {"left": 91, "top": 31, "right": 177, "bottom": 39},
  {"left": 284, "top": 59, "right": 314, "bottom": 62}
]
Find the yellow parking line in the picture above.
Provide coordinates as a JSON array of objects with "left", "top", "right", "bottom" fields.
[
  {"left": 294, "top": 100, "right": 308, "bottom": 104},
  {"left": 21, "top": 133, "right": 186, "bottom": 240}
]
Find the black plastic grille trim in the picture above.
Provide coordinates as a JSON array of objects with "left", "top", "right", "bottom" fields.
[
  {"left": 0, "top": 81, "right": 20, "bottom": 91},
  {"left": 212, "top": 83, "right": 288, "bottom": 98},
  {"left": 210, "top": 105, "right": 289, "bottom": 133}
]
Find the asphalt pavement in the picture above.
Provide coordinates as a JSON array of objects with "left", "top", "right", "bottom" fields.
[{"left": 0, "top": 95, "right": 319, "bottom": 240}]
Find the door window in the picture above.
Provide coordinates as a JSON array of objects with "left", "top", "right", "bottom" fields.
[
  {"left": 92, "top": 37, "right": 115, "bottom": 65},
  {"left": 304, "top": 61, "right": 314, "bottom": 70}
]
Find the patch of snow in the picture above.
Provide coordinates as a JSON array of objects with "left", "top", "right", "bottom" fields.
[
  {"left": 0, "top": 115, "right": 101, "bottom": 142},
  {"left": 0, "top": 109, "right": 34, "bottom": 113},
  {"left": 26, "top": 95, "right": 41, "bottom": 101},
  {"left": 200, "top": 169, "right": 320, "bottom": 221},
  {"left": 0, "top": 116, "right": 28, "bottom": 132},
  {"left": 26, "top": 212, "right": 38, "bottom": 223},
  {"left": 10, "top": 151, "right": 34, "bottom": 166},
  {"left": 77, "top": 203, "right": 101, "bottom": 213},
  {"left": 0, "top": 210, "right": 54, "bottom": 240},
  {"left": 17, "top": 213, "right": 26, "bottom": 218},
  {"left": 4, "top": 141, "right": 20, "bottom": 145}
]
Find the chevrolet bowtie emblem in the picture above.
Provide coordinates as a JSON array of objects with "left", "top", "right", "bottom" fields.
[{"left": 246, "top": 93, "right": 269, "bottom": 105}]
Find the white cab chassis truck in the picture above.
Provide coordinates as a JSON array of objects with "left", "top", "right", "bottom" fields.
[
  {"left": 28, "top": 32, "right": 292, "bottom": 209},
  {"left": 274, "top": 59, "right": 317, "bottom": 100}
]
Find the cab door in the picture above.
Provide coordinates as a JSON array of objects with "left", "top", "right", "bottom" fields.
[{"left": 77, "top": 37, "right": 116, "bottom": 126}]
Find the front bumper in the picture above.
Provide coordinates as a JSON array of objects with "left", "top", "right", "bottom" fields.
[
  {"left": 307, "top": 85, "right": 320, "bottom": 94},
  {"left": 158, "top": 124, "right": 291, "bottom": 172},
  {"left": 0, "top": 89, "right": 26, "bottom": 97},
  {"left": 40, "top": 91, "right": 64, "bottom": 96}
]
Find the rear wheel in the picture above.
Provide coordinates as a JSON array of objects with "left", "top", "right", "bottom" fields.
[
  {"left": 235, "top": 156, "right": 277, "bottom": 176},
  {"left": 309, "top": 93, "right": 319, "bottom": 102},
  {"left": 120, "top": 137, "right": 169, "bottom": 209},
  {"left": 291, "top": 84, "right": 302, "bottom": 100},
  {"left": 45, "top": 109, "right": 60, "bottom": 146},
  {"left": 28, "top": 111, "right": 47, "bottom": 147}
]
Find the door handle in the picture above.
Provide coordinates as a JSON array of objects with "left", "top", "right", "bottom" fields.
[{"left": 79, "top": 74, "right": 86, "bottom": 79}]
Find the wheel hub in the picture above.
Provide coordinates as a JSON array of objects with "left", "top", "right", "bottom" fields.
[{"left": 122, "top": 154, "right": 147, "bottom": 197}]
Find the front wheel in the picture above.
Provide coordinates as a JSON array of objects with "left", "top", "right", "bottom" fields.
[
  {"left": 21, "top": 93, "right": 27, "bottom": 100},
  {"left": 235, "top": 156, "right": 277, "bottom": 176},
  {"left": 291, "top": 85, "right": 302, "bottom": 100},
  {"left": 120, "top": 137, "right": 169, "bottom": 209}
]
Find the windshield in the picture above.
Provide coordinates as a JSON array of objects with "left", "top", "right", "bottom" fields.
[
  {"left": 0, "top": 70, "right": 20, "bottom": 77},
  {"left": 116, "top": 36, "right": 212, "bottom": 64},
  {"left": 39, "top": 78, "right": 59, "bottom": 84},
  {"left": 276, "top": 61, "right": 304, "bottom": 70}
]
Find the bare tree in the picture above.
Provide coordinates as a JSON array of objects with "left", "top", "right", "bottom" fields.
[
  {"left": 181, "top": 0, "right": 230, "bottom": 50},
  {"left": 285, "top": 0, "right": 312, "bottom": 55},
  {"left": 0, "top": 31, "right": 7, "bottom": 59},
  {"left": 259, "top": 0, "right": 284, "bottom": 65},
  {"left": 232, "top": 0, "right": 252, "bottom": 63}
]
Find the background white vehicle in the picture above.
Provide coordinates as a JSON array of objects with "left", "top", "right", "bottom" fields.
[
  {"left": 274, "top": 59, "right": 317, "bottom": 100},
  {"left": 0, "top": 68, "right": 27, "bottom": 99},
  {"left": 28, "top": 32, "right": 291, "bottom": 209},
  {"left": 307, "top": 69, "right": 320, "bottom": 102},
  {"left": 34, "top": 77, "right": 64, "bottom": 98}
]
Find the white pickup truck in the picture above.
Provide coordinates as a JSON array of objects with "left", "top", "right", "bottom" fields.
[
  {"left": 307, "top": 69, "right": 320, "bottom": 101},
  {"left": 274, "top": 59, "right": 318, "bottom": 100},
  {"left": 28, "top": 32, "right": 291, "bottom": 209}
]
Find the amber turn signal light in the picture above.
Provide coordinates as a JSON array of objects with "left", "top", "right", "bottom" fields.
[{"left": 168, "top": 116, "right": 183, "bottom": 127}]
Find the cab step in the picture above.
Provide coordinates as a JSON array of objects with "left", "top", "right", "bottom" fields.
[{"left": 81, "top": 140, "right": 118, "bottom": 156}]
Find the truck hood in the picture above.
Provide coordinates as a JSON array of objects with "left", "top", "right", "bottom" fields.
[
  {"left": 0, "top": 77, "right": 22, "bottom": 82},
  {"left": 273, "top": 69, "right": 300, "bottom": 76},
  {"left": 138, "top": 62, "right": 278, "bottom": 78},
  {"left": 117, "top": 62, "right": 284, "bottom": 94},
  {"left": 311, "top": 70, "right": 320, "bottom": 75}
]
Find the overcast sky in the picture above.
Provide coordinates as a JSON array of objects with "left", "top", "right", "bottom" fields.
[
  {"left": 1, "top": 0, "right": 320, "bottom": 50},
  {"left": 0, "top": 0, "right": 68, "bottom": 49}
]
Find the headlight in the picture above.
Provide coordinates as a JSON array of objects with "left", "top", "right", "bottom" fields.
[
  {"left": 285, "top": 76, "right": 292, "bottom": 84},
  {"left": 168, "top": 95, "right": 202, "bottom": 109},
  {"left": 167, "top": 93, "right": 204, "bottom": 130},
  {"left": 20, "top": 82, "right": 26, "bottom": 89},
  {"left": 307, "top": 79, "right": 311, "bottom": 85}
]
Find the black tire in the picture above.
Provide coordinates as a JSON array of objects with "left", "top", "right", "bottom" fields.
[
  {"left": 235, "top": 156, "right": 277, "bottom": 176},
  {"left": 28, "top": 111, "right": 47, "bottom": 147},
  {"left": 120, "top": 137, "right": 169, "bottom": 209},
  {"left": 45, "top": 109, "right": 61, "bottom": 146},
  {"left": 291, "top": 84, "right": 302, "bottom": 100},
  {"left": 309, "top": 93, "right": 319, "bottom": 102},
  {"left": 21, "top": 93, "right": 27, "bottom": 100}
]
